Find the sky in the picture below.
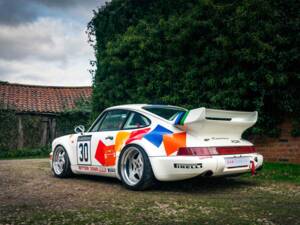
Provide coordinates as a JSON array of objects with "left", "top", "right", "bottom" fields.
[{"left": 0, "top": 0, "right": 107, "bottom": 86}]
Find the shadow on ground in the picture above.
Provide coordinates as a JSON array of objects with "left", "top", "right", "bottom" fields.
[{"left": 70, "top": 173, "right": 257, "bottom": 193}]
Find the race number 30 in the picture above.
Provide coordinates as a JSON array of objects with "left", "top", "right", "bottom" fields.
[{"left": 77, "top": 135, "right": 91, "bottom": 165}]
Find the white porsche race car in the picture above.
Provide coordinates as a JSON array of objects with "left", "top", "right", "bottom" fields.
[{"left": 50, "top": 104, "right": 263, "bottom": 190}]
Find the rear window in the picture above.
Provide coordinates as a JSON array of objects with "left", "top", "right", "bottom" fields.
[{"left": 143, "top": 106, "right": 187, "bottom": 121}]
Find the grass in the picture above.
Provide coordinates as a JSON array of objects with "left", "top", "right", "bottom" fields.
[
  {"left": 249, "top": 162, "right": 300, "bottom": 184},
  {"left": 0, "top": 159, "right": 299, "bottom": 225}
]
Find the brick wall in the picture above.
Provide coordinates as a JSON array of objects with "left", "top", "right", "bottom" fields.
[{"left": 252, "top": 121, "right": 300, "bottom": 164}]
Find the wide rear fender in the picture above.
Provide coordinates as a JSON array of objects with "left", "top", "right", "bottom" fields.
[{"left": 52, "top": 134, "right": 78, "bottom": 165}]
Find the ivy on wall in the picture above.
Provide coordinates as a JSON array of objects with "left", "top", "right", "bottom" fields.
[
  {"left": 0, "top": 99, "right": 93, "bottom": 155},
  {"left": 56, "top": 99, "right": 93, "bottom": 136},
  {"left": 0, "top": 108, "right": 18, "bottom": 150}
]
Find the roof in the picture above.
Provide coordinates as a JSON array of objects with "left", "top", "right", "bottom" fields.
[
  {"left": 0, "top": 82, "right": 92, "bottom": 114},
  {"left": 107, "top": 104, "right": 187, "bottom": 111}
]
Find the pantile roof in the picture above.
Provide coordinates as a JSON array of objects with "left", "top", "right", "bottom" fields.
[{"left": 0, "top": 82, "right": 92, "bottom": 113}]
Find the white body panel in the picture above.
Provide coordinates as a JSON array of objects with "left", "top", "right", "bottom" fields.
[{"left": 51, "top": 104, "right": 263, "bottom": 182}]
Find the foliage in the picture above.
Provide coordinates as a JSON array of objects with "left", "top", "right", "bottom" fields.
[
  {"left": 250, "top": 162, "right": 300, "bottom": 184},
  {"left": 0, "top": 98, "right": 92, "bottom": 157},
  {"left": 0, "top": 108, "right": 18, "bottom": 150},
  {"left": 56, "top": 98, "right": 93, "bottom": 135},
  {"left": 88, "top": 0, "right": 299, "bottom": 136},
  {"left": 0, "top": 146, "right": 50, "bottom": 159},
  {"left": 291, "top": 118, "right": 300, "bottom": 137}
]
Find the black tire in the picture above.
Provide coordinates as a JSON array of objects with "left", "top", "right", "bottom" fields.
[
  {"left": 118, "top": 144, "right": 155, "bottom": 191},
  {"left": 52, "top": 146, "right": 73, "bottom": 178}
]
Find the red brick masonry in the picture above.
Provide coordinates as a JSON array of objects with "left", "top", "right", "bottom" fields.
[{"left": 253, "top": 121, "right": 300, "bottom": 164}]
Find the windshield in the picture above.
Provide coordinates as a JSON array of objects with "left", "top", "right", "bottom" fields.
[{"left": 143, "top": 106, "right": 187, "bottom": 121}]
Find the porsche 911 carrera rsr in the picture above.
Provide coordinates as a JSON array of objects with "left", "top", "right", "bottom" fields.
[{"left": 50, "top": 104, "right": 263, "bottom": 190}]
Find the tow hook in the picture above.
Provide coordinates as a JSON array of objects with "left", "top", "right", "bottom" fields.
[{"left": 250, "top": 160, "right": 256, "bottom": 176}]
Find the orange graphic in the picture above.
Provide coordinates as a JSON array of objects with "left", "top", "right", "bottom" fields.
[
  {"left": 115, "top": 131, "right": 130, "bottom": 152},
  {"left": 163, "top": 132, "right": 186, "bottom": 156}
]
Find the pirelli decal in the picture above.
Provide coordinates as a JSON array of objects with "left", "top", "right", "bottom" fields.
[{"left": 174, "top": 163, "right": 202, "bottom": 169}]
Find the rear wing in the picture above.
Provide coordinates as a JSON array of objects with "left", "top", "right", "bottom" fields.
[{"left": 174, "top": 107, "right": 257, "bottom": 139}]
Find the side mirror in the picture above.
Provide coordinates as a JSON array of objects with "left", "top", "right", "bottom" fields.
[{"left": 74, "top": 125, "right": 85, "bottom": 134}]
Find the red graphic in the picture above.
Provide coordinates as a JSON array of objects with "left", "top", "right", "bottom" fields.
[
  {"left": 95, "top": 140, "right": 116, "bottom": 166},
  {"left": 125, "top": 128, "right": 150, "bottom": 144}
]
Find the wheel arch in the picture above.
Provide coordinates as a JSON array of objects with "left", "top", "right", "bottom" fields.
[
  {"left": 116, "top": 143, "right": 154, "bottom": 179},
  {"left": 52, "top": 136, "right": 76, "bottom": 166}
]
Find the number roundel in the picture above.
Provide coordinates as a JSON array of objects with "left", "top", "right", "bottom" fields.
[{"left": 77, "top": 136, "right": 91, "bottom": 165}]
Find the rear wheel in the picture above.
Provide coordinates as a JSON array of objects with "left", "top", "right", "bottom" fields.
[
  {"left": 52, "top": 146, "right": 72, "bottom": 178},
  {"left": 118, "top": 145, "right": 155, "bottom": 190}
]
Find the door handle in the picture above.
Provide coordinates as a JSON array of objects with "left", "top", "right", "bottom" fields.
[{"left": 105, "top": 136, "right": 114, "bottom": 140}]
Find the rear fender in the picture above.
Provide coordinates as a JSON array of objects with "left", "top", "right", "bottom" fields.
[{"left": 52, "top": 134, "right": 78, "bottom": 166}]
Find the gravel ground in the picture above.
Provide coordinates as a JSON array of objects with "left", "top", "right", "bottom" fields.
[{"left": 0, "top": 159, "right": 299, "bottom": 225}]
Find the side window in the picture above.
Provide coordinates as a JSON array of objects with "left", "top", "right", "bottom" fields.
[
  {"left": 89, "top": 112, "right": 107, "bottom": 132},
  {"left": 99, "top": 110, "right": 129, "bottom": 131},
  {"left": 123, "top": 112, "right": 150, "bottom": 129}
]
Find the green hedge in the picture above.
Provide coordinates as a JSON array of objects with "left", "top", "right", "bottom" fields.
[
  {"left": 0, "top": 146, "right": 51, "bottom": 159},
  {"left": 88, "top": 0, "right": 299, "bottom": 136}
]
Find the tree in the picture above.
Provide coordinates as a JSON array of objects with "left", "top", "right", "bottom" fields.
[{"left": 88, "top": 0, "right": 300, "bottom": 136}]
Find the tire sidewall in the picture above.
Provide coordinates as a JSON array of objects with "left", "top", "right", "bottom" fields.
[
  {"left": 118, "top": 144, "right": 155, "bottom": 191},
  {"left": 52, "top": 146, "right": 72, "bottom": 178}
]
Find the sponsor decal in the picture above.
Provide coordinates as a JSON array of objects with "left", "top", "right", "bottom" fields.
[
  {"left": 107, "top": 168, "right": 116, "bottom": 173},
  {"left": 78, "top": 135, "right": 92, "bottom": 142},
  {"left": 78, "top": 165, "right": 107, "bottom": 173},
  {"left": 174, "top": 163, "right": 202, "bottom": 169}
]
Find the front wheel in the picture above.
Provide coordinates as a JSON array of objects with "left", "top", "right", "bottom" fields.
[
  {"left": 52, "top": 146, "right": 72, "bottom": 178},
  {"left": 118, "top": 145, "right": 155, "bottom": 191}
]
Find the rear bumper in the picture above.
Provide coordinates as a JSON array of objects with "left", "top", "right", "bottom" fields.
[{"left": 149, "top": 153, "right": 263, "bottom": 181}]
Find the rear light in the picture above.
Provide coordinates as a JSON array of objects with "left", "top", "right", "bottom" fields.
[
  {"left": 177, "top": 147, "right": 218, "bottom": 156},
  {"left": 177, "top": 146, "right": 255, "bottom": 156},
  {"left": 217, "top": 146, "right": 256, "bottom": 155}
]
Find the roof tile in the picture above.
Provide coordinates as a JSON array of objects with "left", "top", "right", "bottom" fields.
[{"left": 0, "top": 82, "right": 92, "bottom": 113}]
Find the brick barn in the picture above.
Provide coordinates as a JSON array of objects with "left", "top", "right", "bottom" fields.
[{"left": 0, "top": 82, "right": 92, "bottom": 149}]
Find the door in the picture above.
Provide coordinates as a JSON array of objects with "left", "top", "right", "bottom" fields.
[{"left": 90, "top": 109, "right": 129, "bottom": 167}]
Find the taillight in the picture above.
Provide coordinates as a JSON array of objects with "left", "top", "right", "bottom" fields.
[
  {"left": 177, "top": 147, "right": 218, "bottom": 156},
  {"left": 216, "top": 146, "right": 256, "bottom": 155},
  {"left": 177, "top": 146, "right": 255, "bottom": 156}
]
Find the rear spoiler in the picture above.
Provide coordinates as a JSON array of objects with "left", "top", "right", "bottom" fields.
[{"left": 174, "top": 108, "right": 258, "bottom": 139}]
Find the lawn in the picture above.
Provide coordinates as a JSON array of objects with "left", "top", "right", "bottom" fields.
[
  {"left": 0, "top": 159, "right": 299, "bottom": 225},
  {"left": 251, "top": 162, "right": 300, "bottom": 184}
]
